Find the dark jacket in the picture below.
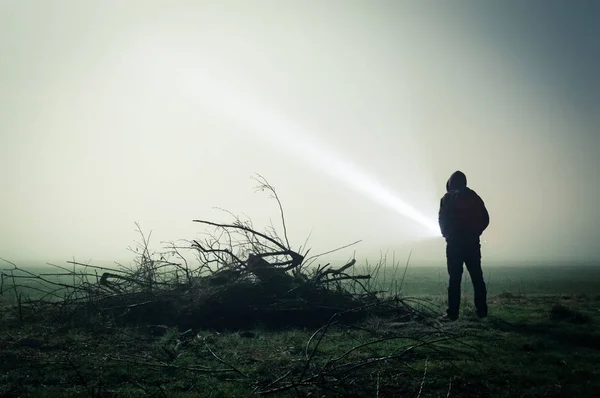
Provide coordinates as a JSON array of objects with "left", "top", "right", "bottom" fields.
[{"left": 438, "top": 171, "right": 489, "bottom": 241}]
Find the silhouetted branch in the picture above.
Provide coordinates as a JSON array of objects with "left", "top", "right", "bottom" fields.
[{"left": 192, "top": 220, "right": 289, "bottom": 252}]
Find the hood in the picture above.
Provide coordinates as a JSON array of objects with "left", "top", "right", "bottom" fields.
[{"left": 446, "top": 171, "right": 467, "bottom": 191}]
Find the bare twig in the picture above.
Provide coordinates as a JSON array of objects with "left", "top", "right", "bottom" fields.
[
  {"left": 252, "top": 173, "right": 291, "bottom": 250},
  {"left": 204, "top": 342, "right": 247, "bottom": 377},
  {"left": 108, "top": 356, "right": 238, "bottom": 374},
  {"left": 66, "top": 355, "right": 94, "bottom": 397},
  {"left": 192, "top": 220, "right": 289, "bottom": 252},
  {"left": 447, "top": 376, "right": 453, "bottom": 397},
  {"left": 304, "top": 240, "right": 363, "bottom": 266},
  {"left": 398, "top": 248, "right": 412, "bottom": 293},
  {"left": 417, "top": 356, "right": 429, "bottom": 398}
]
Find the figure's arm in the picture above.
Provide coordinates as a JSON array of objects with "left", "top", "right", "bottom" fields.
[
  {"left": 479, "top": 196, "right": 490, "bottom": 234},
  {"left": 438, "top": 196, "right": 448, "bottom": 238}
]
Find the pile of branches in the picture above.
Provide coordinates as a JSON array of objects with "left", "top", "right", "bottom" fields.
[{"left": 1, "top": 176, "right": 420, "bottom": 331}]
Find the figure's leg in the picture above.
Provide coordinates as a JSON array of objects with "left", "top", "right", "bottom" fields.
[
  {"left": 465, "top": 242, "right": 488, "bottom": 318},
  {"left": 446, "top": 242, "right": 464, "bottom": 319}
]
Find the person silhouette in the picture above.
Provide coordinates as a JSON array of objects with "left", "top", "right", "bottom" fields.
[{"left": 438, "top": 171, "right": 490, "bottom": 320}]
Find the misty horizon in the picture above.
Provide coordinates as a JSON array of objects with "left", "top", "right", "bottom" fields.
[{"left": 2, "top": 1, "right": 599, "bottom": 267}]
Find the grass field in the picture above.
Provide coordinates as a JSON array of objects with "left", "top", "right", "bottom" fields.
[
  {"left": 1, "top": 263, "right": 600, "bottom": 397},
  {"left": 6, "top": 262, "right": 600, "bottom": 299},
  {"left": 363, "top": 263, "right": 600, "bottom": 296}
]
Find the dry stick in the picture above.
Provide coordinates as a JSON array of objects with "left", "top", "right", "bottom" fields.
[
  {"left": 242, "top": 225, "right": 264, "bottom": 254},
  {"left": 394, "top": 297, "right": 426, "bottom": 318},
  {"left": 298, "top": 314, "right": 344, "bottom": 387},
  {"left": 342, "top": 330, "right": 380, "bottom": 358},
  {"left": 1, "top": 268, "right": 20, "bottom": 308},
  {"left": 352, "top": 279, "right": 378, "bottom": 297},
  {"left": 299, "top": 228, "right": 314, "bottom": 258},
  {"left": 164, "top": 242, "right": 190, "bottom": 280},
  {"left": 302, "top": 321, "right": 338, "bottom": 386},
  {"left": 338, "top": 336, "right": 455, "bottom": 378},
  {"left": 102, "top": 300, "right": 155, "bottom": 312},
  {"left": 304, "top": 317, "right": 338, "bottom": 359},
  {"left": 324, "top": 275, "right": 371, "bottom": 283},
  {"left": 108, "top": 356, "right": 237, "bottom": 374},
  {"left": 72, "top": 257, "right": 77, "bottom": 288},
  {"left": 245, "top": 250, "right": 304, "bottom": 270},
  {"left": 63, "top": 261, "right": 129, "bottom": 275},
  {"left": 66, "top": 355, "right": 94, "bottom": 397},
  {"left": 397, "top": 248, "right": 413, "bottom": 293},
  {"left": 303, "top": 240, "right": 363, "bottom": 267},
  {"left": 204, "top": 342, "right": 247, "bottom": 378},
  {"left": 39, "top": 272, "right": 98, "bottom": 278},
  {"left": 259, "top": 380, "right": 314, "bottom": 396},
  {"left": 314, "top": 263, "right": 332, "bottom": 280},
  {"left": 263, "top": 370, "right": 293, "bottom": 390},
  {"left": 406, "top": 342, "right": 480, "bottom": 377},
  {"left": 261, "top": 337, "right": 453, "bottom": 396},
  {"left": 252, "top": 173, "right": 291, "bottom": 250},
  {"left": 0, "top": 272, "right": 5, "bottom": 295},
  {"left": 416, "top": 356, "right": 429, "bottom": 398},
  {"left": 16, "top": 289, "right": 22, "bottom": 322},
  {"left": 99, "top": 272, "right": 157, "bottom": 289},
  {"left": 2, "top": 268, "right": 91, "bottom": 294},
  {"left": 0, "top": 256, "right": 18, "bottom": 268},
  {"left": 388, "top": 251, "right": 399, "bottom": 293},
  {"left": 423, "top": 323, "right": 496, "bottom": 364},
  {"left": 316, "top": 260, "right": 357, "bottom": 282},
  {"left": 370, "top": 252, "right": 386, "bottom": 290},
  {"left": 298, "top": 299, "right": 400, "bottom": 386},
  {"left": 330, "top": 335, "right": 414, "bottom": 364},
  {"left": 402, "top": 297, "right": 442, "bottom": 313},
  {"left": 332, "top": 259, "right": 357, "bottom": 275},
  {"left": 446, "top": 377, "right": 453, "bottom": 397},
  {"left": 17, "top": 285, "right": 65, "bottom": 301},
  {"left": 329, "top": 329, "right": 444, "bottom": 367},
  {"left": 193, "top": 220, "right": 289, "bottom": 252},
  {"left": 191, "top": 241, "right": 243, "bottom": 265},
  {"left": 212, "top": 206, "right": 246, "bottom": 224}
]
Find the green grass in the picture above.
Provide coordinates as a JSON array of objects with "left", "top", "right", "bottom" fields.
[
  {"left": 1, "top": 293, "right": 600, "bottom": 397},
  {"left": 2, "top": 264, "right": 600, "bottom": 396},
  {"left": 5, "top": 263, "right": 600, "bottom": 301},
  {"left": 355, "top": 263, "right": 600, "bottom": 296}
]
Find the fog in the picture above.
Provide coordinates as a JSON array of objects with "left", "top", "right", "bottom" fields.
[{"left": 1, "top": 1, "right": 599, "bottom": 267}]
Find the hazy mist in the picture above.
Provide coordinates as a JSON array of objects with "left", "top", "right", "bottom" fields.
[{"left": 1, "top": 1, "right": 599, "bottom": 267}]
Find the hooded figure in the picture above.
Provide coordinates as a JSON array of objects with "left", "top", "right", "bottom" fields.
[
  {"left": 438, "top": 171, "right": 489, "bottom": 320},
  {"left": 446, "top": 170, "right": 467, "bottom": 191},
  {"left": 439, "top": 171, "right": 489, "bottom": 241}
]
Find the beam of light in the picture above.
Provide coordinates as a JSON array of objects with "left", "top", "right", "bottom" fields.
[{"left": 139, "top": 49, "right": 441, "bottom": 238}]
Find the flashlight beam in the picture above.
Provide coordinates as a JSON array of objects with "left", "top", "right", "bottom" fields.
[{"left": 142, "top": 54, "right": 441, "bottom": 237}]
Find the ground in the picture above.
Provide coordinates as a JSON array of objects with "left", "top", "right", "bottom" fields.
[{"left": 1, "top": 265, "right": 600, "bottom": 397}]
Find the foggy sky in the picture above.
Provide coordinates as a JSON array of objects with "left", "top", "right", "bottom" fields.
[{"left": 1, "top": 1, "right": 599, "bottom": 267}]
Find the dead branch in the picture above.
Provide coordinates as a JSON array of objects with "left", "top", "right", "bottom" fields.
[
  {"left": 192, "top": 220, "right": 289, "bottom": 252},
  {"left": 304, "top": 240, "right": 363, "bottom": 267},
  {"left": 108, "top": 355, "right": 240, "bottom": 374},
  {"left": 0, "top": 175, "right": 432, "bottom": 337},
  {"left": 204, "top": 341, "right": 247, "bottom": 378},
  {"left": 252, "top": 173, "right": 291, "bottom": 250}
]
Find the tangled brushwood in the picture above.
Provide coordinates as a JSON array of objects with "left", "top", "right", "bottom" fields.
[{"left": 0, "top": 176, "right": 425, "bottom": 330}]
